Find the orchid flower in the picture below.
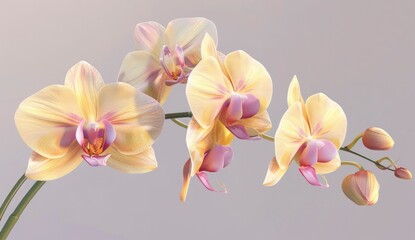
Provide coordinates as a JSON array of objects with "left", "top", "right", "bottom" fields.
[
  {"left": 14, "top": 61, "right": 164, "bottom": 180},
  {"left": 263, "top": 76, "right": 347, "bottom": 187},
  {"left": 118, "top": 17, "right": 218, "bottom": 104}
]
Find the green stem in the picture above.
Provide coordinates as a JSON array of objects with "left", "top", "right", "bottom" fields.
[
  {"left": 165, "top": 112, "right": 192, "bottom": 119},
  {"left": 339, "top": 147, "right": 394, "bottom": 171},
  {"left": 171, "top": 119, "right": 188, "bottom": 129},
  {"left": 259, "top": 134, "right": 274, "bottom": 142},
  {"left": 0, "top": 175, "right": 27, "bottom": 221},
  {"left": 0, "top": 181, "right": 45, "bottom": 240},
  {"left": 344, "top": 133, "right": 363, "bottom": 150}
]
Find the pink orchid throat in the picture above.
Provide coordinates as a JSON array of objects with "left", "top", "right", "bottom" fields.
[
  {"left": 160, "top": 44, "right": 187, "bottom": 85},
  {"left": 76, "top": 120, "right": 116, "bottom": 166}
]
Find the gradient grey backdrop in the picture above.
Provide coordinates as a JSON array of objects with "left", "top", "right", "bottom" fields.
[{"left": 1, "top": 1, "right": 414, "bottom": 239}]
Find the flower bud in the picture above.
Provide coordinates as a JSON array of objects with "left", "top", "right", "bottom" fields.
[
  {"left": 362, "top": 127, "right": 394, "bottom": 150},
  {"left": 342, "top": 170, "right": 380, "bottom": 206},
  {"left": 394, "top": 167, "right": 412, "bottom": 180}
]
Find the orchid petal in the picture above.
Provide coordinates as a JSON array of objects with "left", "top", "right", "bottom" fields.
[
  {"left": 287, "top": 75, "right": 305, "bottom": 107},
  {"left": 299, "top": 141, "right": 318, "bottom": 167},
  {"left": 98, "top": 83, "right": 164, "bottom": 155},
  {"left": 226, "top": 94, "right": 243, "bottom": 123},
  {"left": 186, "top": 56, "right": 232, "bottom": 128},
  {"left": 226, "top": 124, "right": 251, "bottom": 140},
  {"left": 82, "top": 154, "right": 110, "bottom": 167},
  {"left": 134, "top": 21, "right": 166, "bottom": 56},
  {"left": 224, "top": 51, "right": 273, "bottom": 113},
  {"left": 118, "top": 51, "right": 172, "bottom": 104},
  {"left": 106, "top": 147, "right": 157, "bottom": 173},
  {"left": 15, "top": 85, "right": 82, "bottom": 159},
  {"left": 299, "top": 166, "right": 328, "bottom": 187},
  {"left": 316, "top": 139, "right": 337, "bottom": 163},
  {"left": 180, "top": 159, "right": 192, "bottom": 202},
  {"left": 274, "top": 103, "right": 309, "bottom": 169},
  {"left": 199, "top": 145, "right": 233, "bottom": 172},
  {"left": 242, "top": 94, "right": 260, "bottom": 119},
  {"left": 236, "top": 111, "right": 272, "bottom": 137},
  {"left": 25, "top": 142, "right": 83, "bottom": 181},
  {"left": 201, "top": 33, "right": 218, "bottom": 59},
  {"left": 263, "top": 157, "right": 289, "bottom": 186},
  {"left": 196, "top": 172, "right": 227, "bottom": 193},
  {"left": 305, "top": 93, "right": 347, "bottom": 148},
  {"left": 165, "top": 17, "right": 218, "bottom": 67},
  {"left": 314, "top": 152, "right": 341, "bottom": 175},
  {"left": 64, "top": 61, "right": 104, "bottom": 121}
]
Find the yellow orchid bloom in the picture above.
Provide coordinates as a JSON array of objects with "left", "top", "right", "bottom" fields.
[
  {"left": 264, "top": 76, "right": 347, "bottom": 187},
  {"left": 15, "top": 61, "right": 164, "bottom": 180},
  {"left": 118, "top": 17, "right": 218, "bottom": 104}
]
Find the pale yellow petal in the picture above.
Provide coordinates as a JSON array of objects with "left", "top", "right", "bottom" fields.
[
  {"left": 314, "top": 152, "right": 341, "bottom": 174},
  {"left": 224, "top": 51, "right": 273, "bottom": 113},
  {"left": 211, "top": 122, "right": 234, "bottom": 146},
  {"left": 165, "top": 17, "right": 218, "bottom": 68},
  {"left": 274, "top": 103, "right": 309, "bottom": 168},
  {"left": 201, "top": 33, "right": 218, "bottom": 59},
  {"left": 98, "top": 83, "right": 164, "bottom": 155},
  {"left": 180, "top": 159, "right": 192, "bottom": 202},
  {"left": 236, "top": 111, "right": 272, "bottom": 137},
  {"left": 25, "top": 141, "right": 83, "bottom": 181},
  {"left": 64, "top": 61, "right": 105, "bottom": 121},
  {"left": 186, "top": 56, "right": 232, "bottom": 128},
  {"left": 15, "top": 85, "right": 82, "bottom": 159},
  {"left": 106, "top": 147, "right": 157, "bottom": 173},
  {"left": 134, "top": 21, "right": 166, "bottom": 57},
  {"left": 118, "top": 51, "right": 172, "bottom": 104},
  {"left": 305, "top": 93, "right": 347, "bottom": 148},
  {"left": 263, "top": 157, "right": 289, "bottom": 186},
  {"left": 287, "top": 75, "right": 305, "bottom": 107}
]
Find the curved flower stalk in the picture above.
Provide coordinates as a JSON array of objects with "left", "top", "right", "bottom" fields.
[
  {"left": 14, "top": 61, "right": 164, "bottom": 180},
  {"left": 264, "top": 76, "right": 347, "bottom": 187},
  {"left": 118, "top": 17, "right": 218, "bottom": 104}
]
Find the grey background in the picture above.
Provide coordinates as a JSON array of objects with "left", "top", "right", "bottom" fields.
[{"left": 1, "top": 0, "right": 414, "bottom": 239}]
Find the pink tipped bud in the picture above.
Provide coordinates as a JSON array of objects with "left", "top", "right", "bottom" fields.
[
  {"left": 394, "top": 167, "right": 412, "bottom": 180},
  {"left": 342, "top": 170, "right": 380, "bottom": 206},
  {"left": 362, "top": 127, "right": 394, "bottom": 150}
]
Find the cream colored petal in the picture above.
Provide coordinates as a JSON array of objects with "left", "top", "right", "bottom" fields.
[
  {"left": 274, "top": 103, "right": 309, "bottom": 169},
  {"left": 186, "top": 118, "right": 215, "bottom": 175},
  {"left": 287, "top": 75, "right": 305, "bottom": 107},
  {"left": 134, "top": 21, "right": 166, "bottom": 57},
  {"left": 98, "top": 83, "right": 164, "bottom": 155},
  {"left": 201, "top": 33, "right": 218, "bottom": 59},
  {"left": 224, "top": 51, "right": 273, "bottom": 113},
  {"left": 64, "top": 61, "right": 105, "bottom": 121},
  {"left": 118, "top": 51, "right": 172, "bottom": 104},
  {"left": 25, "top": 142, "right": 83, "bottom": 181},
  {"left": 106, "top": 147, "right": 157, "bottom": 173},
  {"left": 165, "top": 17, "right": 218, "bottom": 68},
  {"left": 180, "top": 159, "right": 192, "bottom": 202},
  {"left": 305, "top": 93, "right": 347, "bottom": 148},
  {"left": 211, "top": 122, "right": 234, "bottom": 146},
  {"left": 186, "top": 56, "right": 232, "bottom": 128},
  {"left": 314, "top": 152, "right": 341, "bottom": 174},
  {"left": 15, "top": 85, "right": 82, "bottom": 159},
  {"left": 263, "top": 157, "right": 289, "bottom": 186},
  {"left": 235, "top": 111, "right": 272, "bottom": 137}
]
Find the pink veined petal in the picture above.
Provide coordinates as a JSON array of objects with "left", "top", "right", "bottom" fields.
[
  {"left": 199, "top": 145, "right": 233, "bottom": 172},
  {"left": 15, "top": 85, "right": 82, "bottom": 159},
  {"left": 82, "top": 154, "right": 110, "bottom": 167},
  {"left": 299, "top": 166, "right": 329, "bottom": 188},
  {"left": 305, "top": 93, "right": 347, "bottom": 148},
  {"left": 102, "top": 120, "right": 116, "bottom": 151},
  {"left": 263, "top": 157, "right": 289, "bottom": 186},
  {"left": 134, "top": 21, "right": 166, "bottom": 56},
  {"left": 180, "top": 159, "right": 192, "bottom": 202},
  {"left": 165, "top": 17, "right": 218, "bottom": 68},
  {"left": 25, "top": 141, "right": 83, "bottom": 181},
  {"left": 98, "top": 83, "right": 164, "bottom": 155},
  {"left": 64, "top": 61, "right": 105, "bottom": 121},
  {"left": 196, "top": 172, "right": 227, "bottom": 193},
  {"left": 118, "top": 51, "right": 172, "bottom": 104},
  {"left": 316, "top": 139, "right": 337, "bottom": 163},
  {"left": 242, "top": 94, "right": 260, "bottom": 119},
  {"left": 223, "top": 50, "right": 273, "bottom": 113},
  {"left": 226, "top": 124, "right": 257, "bottom": 140},
  {"left": 106, "top": 147, "right": 158, "bottom": 174},
  {"left": 299, "top": 141, "right": 318, "bottom": 167},
  {"left": 226, "top": 94, "right": 243, "bottom": 123}
]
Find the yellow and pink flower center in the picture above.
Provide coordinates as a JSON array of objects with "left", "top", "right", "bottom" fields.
[{"left": 160, "top": 44, "right": 186, "bottom": 85}]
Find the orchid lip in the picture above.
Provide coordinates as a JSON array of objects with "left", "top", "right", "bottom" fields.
[{"left": 160, "top": 44, "right": 186, "bottom": 83}]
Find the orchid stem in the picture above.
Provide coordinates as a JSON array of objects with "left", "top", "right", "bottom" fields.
[
  {"left": 171, "top": 119, "right": 188, "bottom": 129},
  {"left": 344, "top": 133, "right": 363, "bottom": 150},
  {"left": 165, "top": 112, "right": 192, "bottom": 119},
  {"left": 0, "top": 181, "right": 45, "bottom": 239},
  {"left": 259, "top": 134, "right": 274, "bottom": 142},
  {"left": 0, "top": 174, "right": 27, "bottom": 221},
  {"left": 339, "top": 147, "right": 394, "bottom": 171}
]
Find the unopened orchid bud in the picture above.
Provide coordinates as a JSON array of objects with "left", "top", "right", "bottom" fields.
[
  {"left": 342, "top": 170, "right": 380, "bottom": 206},
  {"left": 362, "top": 127, "right": 394, "bottom": 150},
  {"left": 394, "top": 167, "right": 412, "bottom": 180}
]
